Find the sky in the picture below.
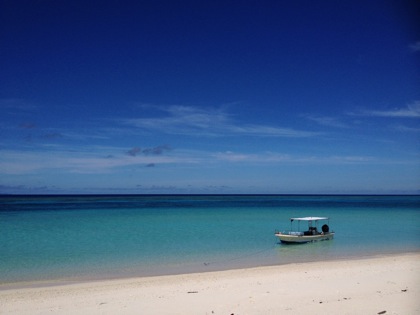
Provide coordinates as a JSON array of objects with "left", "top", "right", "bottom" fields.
[{"left": 1, "top": 0, "right": 419, "bottom": 194}]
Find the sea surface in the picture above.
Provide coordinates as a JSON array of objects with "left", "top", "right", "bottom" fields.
[{"left": 1, "top": 195, "right": 419, "bottom": 285}]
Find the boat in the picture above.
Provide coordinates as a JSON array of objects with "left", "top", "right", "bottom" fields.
[{"left": 275, "top": 216, "right": 334, "bottom": 244}]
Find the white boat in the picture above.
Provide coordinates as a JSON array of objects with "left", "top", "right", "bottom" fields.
[{"left": 275, "top": 216, "right": 334, "bottom": 244}]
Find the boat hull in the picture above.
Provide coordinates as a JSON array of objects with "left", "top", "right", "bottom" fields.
[{"left": 275, "top": 232, "right": 334, "bottom": 244}]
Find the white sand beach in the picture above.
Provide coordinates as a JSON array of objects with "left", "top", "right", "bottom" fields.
[{"left": 1, "top": 253, "right": 419, "bottom": 315}]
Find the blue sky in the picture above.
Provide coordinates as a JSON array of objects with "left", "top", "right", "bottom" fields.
[{"left": 1, "top": 0, "right": 419, "bottom": 194}]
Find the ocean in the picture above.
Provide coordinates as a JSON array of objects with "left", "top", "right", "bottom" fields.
[{"left": 1, "top": 195, "right": 419, "bottom": 285}]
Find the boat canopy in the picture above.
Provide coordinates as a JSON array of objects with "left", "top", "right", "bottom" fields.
[{"left": 290, "top": 217, "right": 328, "bottom": 221}]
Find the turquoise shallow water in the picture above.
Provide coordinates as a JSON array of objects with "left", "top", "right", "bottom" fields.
[{"left": 1, "top": 195, "right": 419, "bottom": 284}]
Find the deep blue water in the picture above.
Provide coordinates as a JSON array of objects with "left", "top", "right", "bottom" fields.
[{"left": 1, "top": 195, "right": 419, "bottom": 284}]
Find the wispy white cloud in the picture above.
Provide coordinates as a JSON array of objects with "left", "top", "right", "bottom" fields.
[
  {"left": 0, "top": 98, "right": 37, "bottom": 112},
  {"left": 213, "top": 151, "right": 377, "bottom": 164},
  {"left": 229, "top": 124, "right": 319, "bottom": 137},
  {"left": 304, "top": 115, "right": 349, "bottom": 128},
  {"left": 357, "top": 101, "right": 420, "bottom": 118},
  {"left": 394, "top": 124, "right": 420, "bottom": 133},
  {"left": 409, "top": 41, "right": 420, "bottom": 52},
  {"left": 122, "top": 105, "right": 320, "bottom": 138},
  {"left": 2, "top": 144, "right": 414, "bottom": 178},
  {"left": 0, "top": 146, "right": 182, "bottom": 175},
  {"left": 126, "top": 106, "right": 223, "bottom": 135},
  {"left": 213, "top": 151, "right": 291, "bottom": 163}
]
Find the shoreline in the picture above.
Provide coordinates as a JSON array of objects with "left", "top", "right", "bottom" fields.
[
  {"left": 0, "top": 250, "right": 420, "bottom": 292},
  {"left": 1, "top": 252, "right": 419, "bottom": 314},
  {"left": 1, "top": 250, "right": 419, "bottom": 290}
]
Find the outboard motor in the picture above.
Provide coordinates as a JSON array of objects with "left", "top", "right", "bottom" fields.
[{"left": 322, "top": 224, "right": 329, "bottom": 233}]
